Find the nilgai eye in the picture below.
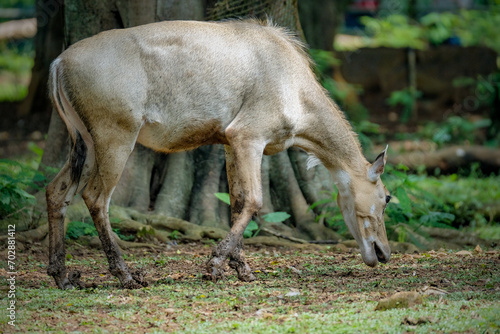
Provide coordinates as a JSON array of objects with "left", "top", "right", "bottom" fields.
[{"left": 386, "top": 195, "right": 392, "bottom": 204}]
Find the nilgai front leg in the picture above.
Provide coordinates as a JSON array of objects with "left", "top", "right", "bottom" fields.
[{"left": 206, "top": 139, "right": 265, "bottom": 282}]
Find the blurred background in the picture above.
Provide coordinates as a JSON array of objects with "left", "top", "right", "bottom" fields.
[{"left": 0, "top": 0, "right": 498, "bottom": 251}]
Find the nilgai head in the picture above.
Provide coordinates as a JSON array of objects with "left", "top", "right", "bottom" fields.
[{"left": 336, "top": 147, "right": 391, "bottom": 267}]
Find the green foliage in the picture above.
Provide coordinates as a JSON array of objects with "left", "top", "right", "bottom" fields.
[
  {"left": 243, "top": 220, "right": 259, "bottom": 238},
  {"left": 446, "top": 9, "right": 500, "bottom": 53},
  {"left": 453, "top": 72, "right": 500, "bottom": 145},
  {"left": 419, "top": 116, "right": 491, "bottom": 147},
  {"left": 309, "top": 49, "right": 341, "bottom": 74},
  {"left": 215, "top": 193, "right": 291, "bottom": 238},
  {"left": 386, "top": 88, "right": 422, "bottom": 123},
  {"left": 214, "top": 192, "right": 230, "bottom": 205},
  {"left": 0, "top": 50, "right": 33, "bottom": 102},
  {"left": 67, "top": 221, "right": 135, "bottom": 242},
  {"left": 353, "top": 120, "right": 383, "bottom": 153},
  {"left": 383, "top": 165, "right": 455, "bottom": 234},
  {"left": 0, "top": 158, "right": 45, "bottom": 219},
  {"left": 0, "top": 50, "right": 33, "bottom": 73},
  {"left": 113, "top": 228, "right": 135, "bottom": 241},
  {"left": 308, "top": 190, "right": 345, "bottom": 233},
  {"left": 418, "top": 173, "right": 500, "bottom": 229},
  {"left": 0, "top": 0, "right": 35, "bottom": 7},
  {"left": 359, "top": 10, "right": 500, "bottom": 53},
  {"left": 361, "top": 15, "right": 427, "bottom": 49},
  {"left": 310, "top": 49, "right": 369, "bottom": 123},
  {"left": 261, "top": 212, "right": 291, "bottom": 223},
  {"left": 137, "top": 226, "right": 155, "bottom": 239},
  {"left": 169, "top": 230, "right": 180, "bottom": 240},
  {"left": 0, "top": 83, "right": 29, "bottom": 102},
  {"left": 66, "top": 221, "right": 98, "bottom": 240},
  {"left": 419, "top": 12, "right": 459, "bottom": 45}
]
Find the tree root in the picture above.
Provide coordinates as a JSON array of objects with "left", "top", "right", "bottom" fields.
[
  {"left": 260, "top": 227, "right": 308, "bottom": 244},
  {"left": 388, "top": 145, "right": 500, "bottom": 174},
  {"left": 88, "top": 233, "right": 161, "bottom": 250},
  {"left": 11, "top": 199, "right": 492, "bottom": 253},
  {"left": 391, "top": 224, "right": 491, "bottom": 251},
  {"left": 244, "top": 236, "right": 323, "bottom": 249}
]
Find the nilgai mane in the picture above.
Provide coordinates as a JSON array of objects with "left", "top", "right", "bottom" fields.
[{"left": 46, "top": 19, "right": 392, "bottom": 289}]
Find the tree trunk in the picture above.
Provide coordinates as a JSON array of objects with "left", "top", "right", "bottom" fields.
[
  {"left": 38, "top": 0, "right": 338, "bottom": 241},
  {"left": 298, "top": 0, "right": 351, "bottom": 51},
  {"left": 18, "top": 0, "right": 65, "bottom": 132}
]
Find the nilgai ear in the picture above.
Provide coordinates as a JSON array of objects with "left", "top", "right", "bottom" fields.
[{"left": 368, "top": 145, "right": 388, "bottom": 182}]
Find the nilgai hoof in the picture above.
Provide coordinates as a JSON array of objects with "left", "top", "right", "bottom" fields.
[
  {"left": 205, "top": 257, "right": 226, "bottom": 282},
  {"left": 229, "top": 259, "right": 257, "bottom": 282}
]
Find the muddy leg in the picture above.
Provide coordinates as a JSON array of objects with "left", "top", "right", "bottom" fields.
[
  {"left": 228, "top": 237, "right": 256, "bottom": 281},
  {"left": 83, "top": 143, "right": 146, "bottom": 289},
  {"left": 46, "top": 163, "right": 80, "bottom": 289},
  {"left": 206, "top": 143, "right": 263, "bottom": 281}
]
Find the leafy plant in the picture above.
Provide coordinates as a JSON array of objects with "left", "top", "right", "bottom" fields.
[
  {"left": 308, "top": 189, "right": 345, "bottom": 233},
  {"left": 361, "top": 14, "right": 427, "bottom": 49},
  {"left": 66, "top": 221, "right": 98, "bottom": 240},
  {"left": 243, "top": 220, "right": 260, "bottom": 238},
  {"left": 169, "top": 230, "right": 180, "bottom": 240},
  {"left": 261, "top": 212, "right": 291, "bottom": 223},
  {"left": 418, "top": 173, "right": 500, "bottom": 229},
  {"left": 214, "top": 193, "right": 291, "bottom": 238},
  {"left": 0, "top": 50, "right": 33, "bottom": 102},
  {"left": 309, "top": 49, "right": 341, "bottom": 75},
  {"left": 310, "top": 49, "right": 369, "bottom": 123},
  {"left": 214, "top": 192, "right": 230, "bottom": 205},
  {"left": 353, "top": 120, "right": 383, "bottom": 153},
  {"left": 359, "top": 10, "right": 500, "bottom": 53},
  {"left": 137, "top": 226, "right": 155, "bottom": 239},
  {"left": 382, "top": 164, "right": 455, "bottom": 233},
  {"left": 453, "top": 72, "right": 500, "bottom": 145},
  {"left": 113, "top": 228, "right": 135, "bottom": 241},
  {"left": 419, "top": 116, "right": 491, "bottom": 147},
  {"left": 386, "top": 88, "right": 422, "bottom": 123},
  {"left": 0, "top": 158, "right": 46, "bottom": 220}
]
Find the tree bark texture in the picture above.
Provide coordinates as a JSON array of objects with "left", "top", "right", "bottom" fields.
[
  {"left": 40, "top": 0, "right": 337, "bottom": 240},
  {"left": 298, "top": 0, "right": 350, "bottom": 51},
  {"left": 18, "top": 0, "right": 65, "bottom": 132}
]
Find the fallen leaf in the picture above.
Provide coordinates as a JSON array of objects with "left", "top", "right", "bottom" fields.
[
  {"left": 263, "top": 313, "right": 273, "bottom": 319},
  {"left": 420, "top": 285, "right": 448, "bottom": 296},
  {"left": 255, "top": 309, "right": 273, "bottom": 319},
  {"left": 285, "top": 290, "right": 301, "bottom": 297},
  {"left": 169, "top": 273, "right": 183, "bottom": 280},
  {"left": 375, "top": 291, "right": 422, "bottom": 311},
  {"left": 455, "top": 250, "right": 473, "bottom": 256}
]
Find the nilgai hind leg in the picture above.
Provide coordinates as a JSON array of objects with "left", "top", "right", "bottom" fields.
[{"left": 46, "top": 147, "right": 89, "bottom": 289}]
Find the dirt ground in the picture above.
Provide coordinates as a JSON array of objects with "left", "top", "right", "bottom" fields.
[
  {"left": 8, "top": 240, "right": 497, "bottom": 290},
  {"left": 1, "top": 239, "right": 499, "bottom": 333}
]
